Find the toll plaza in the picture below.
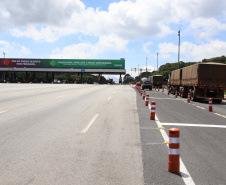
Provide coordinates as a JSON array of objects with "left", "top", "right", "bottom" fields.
[{"left": 0, "top": 58, "right": 126, "bottom": 84}]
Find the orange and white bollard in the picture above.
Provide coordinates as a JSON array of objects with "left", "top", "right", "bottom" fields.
[
  {"left": 141, "top": 90, "right": 143, "bottom": 96},
  {"left": 168, "top": 89, "right": 170, "bottom": 95},
  {"left": 168, "top": 128, "right": 180, "bottom": 173},
  {"left": 187, "top": 93, "right": 191, "bottom": 103},
  {"left": 209, "top": 98, "right": 213, "bottom": 112},
  {"left": 175, "top": 90, "right": 177, "bottom": 98},
  {"left": 143, "top": 91, "right": 146, "bottom": 100},
  {"left": 145, "top": 94, "right": 149, "bottom": 106},
  {"left": 150, "top": 101, "right": 156, "bottom": 120}
]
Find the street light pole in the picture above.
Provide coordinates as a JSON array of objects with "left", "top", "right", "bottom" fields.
[
  {"left": 146, "top": 57, "right": 148, "bottom": 78},
  {"left": 178, "top": 30, "right": 180, "bottom": 69},
  {"left": 157, "top": 53, "right": 158, "bottom": 75}
]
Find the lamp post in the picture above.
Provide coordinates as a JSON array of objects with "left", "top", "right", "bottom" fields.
[
  {"left": 178, "top": 30, "right": 180, "bottom": 69},
  {"left": 157, "top": 53, "right": 158, "bottom": 75},
  {"left": 146, "top": 57, "right": 148, "bottom": 78}
]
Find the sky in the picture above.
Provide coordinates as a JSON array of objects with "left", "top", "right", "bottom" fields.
[{"left": 0, "top": 0, "right": 226, "bottom": 80}]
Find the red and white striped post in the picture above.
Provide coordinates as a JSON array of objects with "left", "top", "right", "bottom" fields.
[
  {"left": 141, "top": 90, "right": 143, "bottom": 96},
  {"left": 168, "top": 89, "right": 170, "bottom": 95},
  {"left": 150, "top": 101, "right": 156, "bottom": 120},
  {"left": 168, "top": 128, "right": 180, "bottom": 173},
  {"left": 187, "top": 93, "right": 191, "bottom": 103},
  {"left": 175, "top": 90, "right": 177, "bottom": 98},
  {"left": 145, "top": 94, "right": 149, "bottom": 106},
  {"left": 143, "top": 91, "right": 146, "bottom": 100},
  {"left": 209, "top": 98, "right": 213, "bottom": 112}
]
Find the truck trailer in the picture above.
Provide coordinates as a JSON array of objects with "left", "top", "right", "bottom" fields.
[
  {"left": 168, "top": 63, "right": 226, "bottom": 103},
  {"left": 148, "top": 75, "right": 163, "bottom": 88}
]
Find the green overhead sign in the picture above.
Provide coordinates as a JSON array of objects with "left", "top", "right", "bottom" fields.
[{"left": 0, "top": 58, "right": 125, "bottom": 69}]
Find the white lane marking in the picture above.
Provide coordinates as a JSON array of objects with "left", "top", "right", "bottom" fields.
[
  {"left": 0, "top": 111, "right": 7, "bottom": 114},
  {"left": 56, "top": 95, "right": 66, "bottom": 99},
  {"left": 148, "top": 97, "right": 179, "bottom": 100},
  {"left": 81, "top": 114, "right": 99, "bottom": 133},
  {"left": 196, "top": 106, "right": 205, "bottom": 110},
  {"left": 155, "top": 115, "right": 195, "bottom": 185},
  {"left": 161, "top": 123, "right": 226, "bottom": 128},
  {"left": 107, "top": 96, "right": 111, "bottom": 101}
]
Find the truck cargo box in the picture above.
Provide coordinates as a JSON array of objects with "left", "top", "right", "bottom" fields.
[
  {"left": 169, "top": 69, "right": 181, "bottom": 86},
  {"left": 149, "top": 75, "right": 163, "bottom": 86},
  {"left": 181, "top": 63, "right": 226, "bottom": 87}
]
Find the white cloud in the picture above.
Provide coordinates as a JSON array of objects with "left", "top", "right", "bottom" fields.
[
  {"left": 97, "top": 35, "right": 128, "bottom": 51},
  {"left": 1, "top": 0, "right": 226, "bottom": 60},
  {"left": 50, "top": 43, "right": 97, "bottom": 59},
  {"left": 50, "top": 35, "right": 128, "bottom": 58},
  {"left": 20, "top": 46, "right": 31, "bottom": 55},
  {"left": 158, "top": 43, "right": 178, "bottom": 53},
  {"left": 0, "top": 40, "right": 31, "bottom": 57},
  {"left": 190, "top": 18, "right": 226, "bottom": 41},
  {"left": 143, "top": 41, "right": 152, "bottom": 53},
  {"left": 10, "top": 26, "right": 61, "bottom": 42},
  {"left": 158, "top": 40, "right": 226, "bottom": 62}
]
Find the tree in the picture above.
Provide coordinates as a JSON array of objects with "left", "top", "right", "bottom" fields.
[{"left": 123, "top": 74, "right": 134, "bottom": 84}]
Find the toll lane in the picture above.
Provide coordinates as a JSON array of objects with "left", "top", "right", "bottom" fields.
[
  {"left": 0, "top": 84, "right": 144, "bottom": 185},
  {"left": 137, "top": 87, "right": 226, "bottom": 185}
]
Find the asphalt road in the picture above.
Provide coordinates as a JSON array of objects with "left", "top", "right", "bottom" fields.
[
  {"left": 1, "top": 84, "right": 226, "bottom": 185},
  {"left": 0, "top": 84, "right": 143, "bottom": 185},
  {"left": 137, "top": 87, "right": 226, "bottom": 185}
]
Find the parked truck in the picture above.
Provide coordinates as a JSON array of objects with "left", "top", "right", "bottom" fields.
[
  {"left": 168, "top": 63, "right": 226, "bottom": 103},
  {"left": 148, "top": 75, "right": 163, "bottom": 88}
]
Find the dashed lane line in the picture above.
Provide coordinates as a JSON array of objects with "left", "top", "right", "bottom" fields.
[
  {"left": 81, "top": 114, "right": 99, "bottom": 133},
  {"left": 55, "top": 95, "right": 66, "bottom": 99},
  {"left": 196, "top": 106, "right": 205, "bottom": 110},
  {"left": 0, "top": 111, "right": 7, "bottom": 114},
  {"left": 214, "top": 113, "right": 226, "bottom": 119}
]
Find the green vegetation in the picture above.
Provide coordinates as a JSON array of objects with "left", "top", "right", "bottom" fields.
[{"left": 124, "top": 55, "right": 226, "bottom": 84}]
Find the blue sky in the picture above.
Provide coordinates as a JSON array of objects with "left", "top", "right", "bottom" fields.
[{"left": 0, "top": 0, "right": 226, "bottom": 79}]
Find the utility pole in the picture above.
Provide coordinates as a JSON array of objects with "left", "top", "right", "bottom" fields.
[
  {"left": 146, "top": 57, "right": 148, "bottom": 78},
  {"left": 178, "top": 30, "right": 180, "bottom": 69},
  {"left": 157, "top": 53, "right": 158, "bottom": 75}
]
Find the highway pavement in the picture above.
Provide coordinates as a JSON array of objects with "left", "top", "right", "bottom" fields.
[
  {"left": 137, "top": 87, "right": 226, "bottom": 185},
  {"left": 0, "top": 84, "right": 143, "bottom": 185},
  {"left": 1, "top": 83, "right": 226, "bottom": 185}
]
